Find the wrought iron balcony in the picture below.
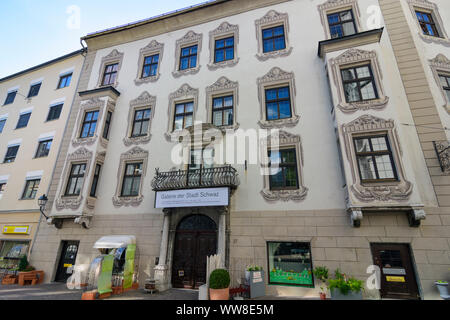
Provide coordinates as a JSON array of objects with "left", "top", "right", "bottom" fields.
[
  {"left": 151, "top": 165, "right": 240, "bottom": 191},
  {"left": 433, "top": 141, "right": 450, "bottom": 174}
]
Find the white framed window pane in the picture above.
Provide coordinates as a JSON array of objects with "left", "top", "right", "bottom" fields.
[
  {"left": 356, "top": 66, "right": 370, "bottom": 78},
  {"left": 445, "top": 90, "right": 450, "bottom": 102},
  {"left": 213, "top": 111, "right": 223, "bottom": 126},
  {"left": 184, "top": 115, "right": 193, "bottom": 128},
  {"left": 344, "top": 83, "right": 360, "bottom": 102},
  {"left": 360, "top": 81, "right": 376, "bottom": 100},
  {"left": 375, "top": 155, "right": 395, "bottom": 179},
  {"left": 355, "top": 138, "right": 371, "bottom": 152},
  {"left": 371, "top": 137, "right": 388, "bottom": 151},
  {"left": 223, "top": 109, "right": 233, "bottom": 126},
  {"left": 358, "top": 156, "right": 377, "bottom": 180},
  {"left": 342, "top": 22, "right": 356, "bottom": 36}
]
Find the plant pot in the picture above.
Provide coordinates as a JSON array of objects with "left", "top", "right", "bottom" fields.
[
  {"left": 435, "top": 282, "right": 450, "bottom": 300},
  {"left": 132, "top": 282, "right": 139, "bottom": 290},
  {"left": 330, "top": 288, "right": 362, "bottom": 300},
  {"left": 209, "top": 288, "right": 230, "bottom": 300},
  {"left": 81, "top": 290, "right": 97, "bottom": 300},
  {"left": 320, "top": 292, "right": 327, "bottom": 300}
]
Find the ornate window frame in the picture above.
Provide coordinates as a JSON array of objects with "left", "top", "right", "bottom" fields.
[
  {"left": 255, "top": 10, "right": 293, "bottom": 61},
  {"left": 134, "top": 40, "right": 164, "bottom": 85},
  {"left": 55, "top": 147, "right": 93, "bottom": 211},
  {"left": 257, "top": 67, "right": 299, "bottom": 129},
  {"left": 165, "top": 84, "right": 199, "bottom": 141},
  {"left": 341, "top": 115, "right": 413, "bottom": 203},
  {"left": 112, "top": 146, "right": 149, "bottom": 208},
  {"left": 208, "top": 22, "right": 239, "bottom": 71},
  {"left": 72, "top": 98, "right": 104, "bottom": 147},
  {"left": 205, "top": 76, "right": 239, "bottom": 131},
  {"left": 96, "top": 49, "right": 124, "bottom": 88},
  {"left": 429, "top": 54, "right": 450, "bottom": 113},
  {"left": 172, "top": 31, "right": 202, "bottom": 78},
  {"left": 123, "top": 92, "right": 157, "bottom": 146},
  {"left": 318, "top": 0, "right": 362, "bottom": 40},
  {"left": 407, "top": 0, "right": 450, "bottom": 45},
  {"left": 260, "top": 130, "right": 308, "bottom": 202},
  {"left": 330, "top": 48, "right": 389, "bottom": 114}
]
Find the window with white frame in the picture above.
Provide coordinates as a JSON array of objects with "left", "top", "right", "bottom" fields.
[{"left": 173, "top": 31, "right": 202, "bottom": 78}]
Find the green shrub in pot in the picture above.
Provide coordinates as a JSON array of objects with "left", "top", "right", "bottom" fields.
[{"left": 209, "top": 269, "right": 230, "bottom": 289}]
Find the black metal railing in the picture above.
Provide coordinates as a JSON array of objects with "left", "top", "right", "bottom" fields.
[
  {"left": 433, "top": 141, "right": 450, "bottom": 173},
  {"left": 151, "top": 165, "right": 240, "bottom": 191}
]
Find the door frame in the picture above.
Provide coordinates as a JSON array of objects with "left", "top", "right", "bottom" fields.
[{"left": 54, "top": 240, "right": 80, "bottom": 283}]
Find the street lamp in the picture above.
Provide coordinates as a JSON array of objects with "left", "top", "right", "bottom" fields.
[{"left": 38, "top": 194, "right": 49, "bottom": 219}]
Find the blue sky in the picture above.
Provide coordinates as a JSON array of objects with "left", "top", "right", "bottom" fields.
[{"left": 0, "top": 0, "right": 207, "bottom": 78}]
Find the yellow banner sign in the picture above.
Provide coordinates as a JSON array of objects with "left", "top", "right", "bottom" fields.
[
  {"left": 2, "top": 226, "right": 30, "bottom": 235},
  {"left": 386, "top": 276, "right": 405, "bottom": 283}
]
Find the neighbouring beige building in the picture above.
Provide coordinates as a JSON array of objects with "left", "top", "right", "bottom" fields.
[
  {"left": 29, "top": 0, "right": 450, "bottom": 299},
  {"left": 0, "top": 50, "right": 85, "bottom": 270}
]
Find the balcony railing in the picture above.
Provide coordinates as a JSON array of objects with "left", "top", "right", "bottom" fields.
[
  {"left": 151, "top": 165, "right": 240, "bottom": 191},
  {"left": 433, "top": 141, "right": 450, "bottom": 174}
]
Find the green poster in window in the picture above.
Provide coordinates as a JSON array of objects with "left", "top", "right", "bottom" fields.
[
  {"left": 98, "top": 254, "right": 113, "bottom": 295},
  {"left": 123, "top": 244, "right": 136, "bottom": 289}
]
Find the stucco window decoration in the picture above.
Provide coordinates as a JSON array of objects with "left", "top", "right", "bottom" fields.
[
  {"left": 208, "top": 21, "right": 239, "bottom": 70},
  {"left": 55, "top": 147, "right": 93, "bottom": 211},
  {"left": 330, "top": 48, "right": 389, "bottom": 114},
  {"left": 318, "top": 0, "right": 362, "bottom": 40},
  {"left": 429, "top": 54, "right": 450, "bottom": 112},
  {"left": 255, "top": 10, "right": 292, "bottom": 61},
  {"left": 72, "top": 98, "right": 105, "bottom": 147},
  {"left": 257, "top": 67, "right": 299, "bottom": 129},
  {"left": 165, "top": 84, "right": 199, "bottom": 141},
  {"left": 135, "top": 40, "right": 164, "bottom": 85},
  {"left": 123, "top": 91, "right": 157, "bottom": 146},
  {"left": 112, "top": 146, "right": 149, "bottom": 208},
  {"left": 205, "top": 76, "right": 239, "bottom": 131},
  {"left": 96, "top": 49, "right": 124, "bottom": 88},
  {"left": 407, "top": 0, "right": 450, "bottom": 45},
  {"left": 260, "top": 130, "right": 308, "bottom": 202},
  {"left": 341, "top": 115, "right": 412, "bottom": 202},
  {"left": 173, "top": 31, "right": 203, "bottom": 78}
]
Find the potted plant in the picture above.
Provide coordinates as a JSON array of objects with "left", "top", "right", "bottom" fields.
[
  {"left": 245, "top": 265, "right": 263, "bottom": 283},
  {"left": 209, "top": 269, "right": 230, "bottom": 300},
  {"left": 328, "top": 269, "right": 364, "bottom": 300},
  {"left": 313, "top": 266, "right": 329, "bottom": 300},
  {"left": 435, "top": 280, "right": 450, "bottom": 300}
]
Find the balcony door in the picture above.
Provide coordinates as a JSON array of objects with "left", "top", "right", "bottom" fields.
[{"left": 188, "top": 148, "right": 214, "bottom": 187}]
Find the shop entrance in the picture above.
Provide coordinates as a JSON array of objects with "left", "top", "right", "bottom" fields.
[
  {"left": 171, "top": 215, "right": 217, "bottom": 289},
  {"left": 55, "top": 240, "right": 79, "bottom": 282},
  {"left": 371, "top": 243, "right": 420, "bottom": 300}
]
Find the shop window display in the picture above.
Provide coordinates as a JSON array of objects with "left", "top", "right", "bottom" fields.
[{"left": 0, "top": 241, "right": 29, "bottom": 269}]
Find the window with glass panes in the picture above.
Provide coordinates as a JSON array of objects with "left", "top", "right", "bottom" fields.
[
  {"left": 353, "top": 135, "right": 398, "bottom": 183},
  {"left": 327, "top": 10, "right": 357, "bottom": 39},
  {"left": 0, "top": 183, "right": 6, "bottom": 194},
  {"left": 173, "top": 102, "right": 194, "bottom": 131},
  {"left": 439, "top": 75, "right": 450, "bottom": 102},
  {"left": 268, "top": 148, "right": 299, "bottom": 190},
  {"left": 102, "top": 111, "right": 112, "bottom": 140},
  {"left": 0, "top": 119, "right": 6, "bottom": 133},
  {"left": 27, "top": 83, "right": 41, "bottom": 98},
  {"left": 35, "top": 139, "right": 52, "bottom": 158},
  {"left": 416, "top": 11, "right": 440, "bottom": 37},
  {"left": 189, "top": 148, "right": 214, "bottom": 170},
  {"left": 4, "top": 146, "right": 19, "bottom": 163},
  {"left": 4, "top": 91, "right": 16, "bottom": 105},
  {"left": 22, "top": 179, "right": 40, "bottom": 199},
  {"left": 121, "top": 163, "right": 143, "bottom": 197},
  {"left": 214, "top": 37, "right": 234, "bottom": 63},
  {"left": 262, "top": 25, "right": 286, "bottom": 53},
  {"left": 212, "top": 96, "right": 233, "bottom": 127},
  {"left": 142, "top": 54, "right": 159, "bottom": 78},
  {"left": 90, "top": 164, "right": 102, "bottom": 197},
  {"left": 265, "top": 86, "right": 291, "bottom": 121},
  {"left": 179, "top": 45, "right": 198, "bottom": 70},
  {"left": 132, "top": 109, "right": 151, "bottom": 137},
  {"left": 80, "top": 110, "right": 99, "bottom": 138},
  {"left": 16, "top": 113, "right": 31, "bottom": 129},
  {"left": 47, "top": 104, "right": 63, "bottom": 121},
  {"left": 58, "top": 73, "right": 72, "bottom": 89},
  {"left": 102, "top": 63, "right": 119, "bottom": 86},
  {"left": 341, "top": 65, "right": 378, "bottom": 102},
  {"left": 65, "top": 163, "right": 86, "bottom": 196}
]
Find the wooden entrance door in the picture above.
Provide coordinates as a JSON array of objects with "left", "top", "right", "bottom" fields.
[
  {"left": 171, "top": 215, "right": 217, "bottom": 289},
  {"left": 55, "top": 240, "right": 79, "bottom": 282},
  {"left": 371, "top": 243, "right": 420, "bottom": 300}
]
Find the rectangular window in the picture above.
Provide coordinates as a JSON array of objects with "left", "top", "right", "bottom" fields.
[
  {"left": 57, "top": 73, "right": 72, "bottom": 89},
  {"left": 173, "top": 102, "right": 194, "bottom": 131},
  {"left": 0, "top": 119, "right": 6, "bottom": 133},
  {"left": 439, "top": 75, "right": 450, "bottom": 102},
  {"left": 21, "top": 179, "right": 40, "bottom": 199},
  {"left": 4, "top": 91, "right": 17, "bottom": 105},
  {"left": 90, "top": 164, "right": 102, "bottom": 198},
  {"left": 341, "top": 64, "right": 378, "bottom": 102},
  {"left": 35, "top": 139, "right": 52, "bottom": 158},
  {"left": 189, "top": 148, "right": 214, "bottom": 170},
  {"left": 262, "top": 25, "right": 286, "bottom": 53},
  {"left": 102, "top": 63, "right": 119, "bottom": 86},
  {"left": 132, "top": 108, "right": 151, "bottom": 137},
  {"left": 212, "top": 95, "right": 233, "bottom": 127},
  {"left": 327, "top": 10, "right": 357, "bottom": 39},
  {"left": 0, "top": 183, "right": 6, "bottom": 194},
  {"left": 416, "top": 11, "right": 440, "bottom": 37},
  {"left": 0, "top": 241, "right": 29, "bottom": 260},
  {"left": 80, "top": 110, "right": 99, "bottom": 138},
  {"left": 121, "top": 162, "right": 143, "bottom": 197},
  {"left": 179, "top": 45, "right": 198, "bottom": 71},
  {"left": 267, "top": 242, "right": 314, "bottom": 287},
  {"left": 47, "top": 104, "right": 63, "bottom": 121},
  {"left": 142, "top": 54, "right": 159, "bottom": 78},
  {"left": 102, "top": 111, "right": 112, "bottom": 140},
  {"left": 16, "top": 113, "right": 31, "bottom": 129},
  {"left": 354, "top": 135, "right": 398, "bottom": 183},
  {"left": 65, "top": 163, "right": 86, "bottom": 196},
  {"left": 265, "top": 86, "right": 291, "bottom": 121},
  {"left": 4, "top": 145, "right": 19, "bottom": 163},
  {"left": 27, "top": 83, "right": 41, "bottom": 98},
  {"left": 268, "top": 148, "right": 299, "bottom": 190},
  {"left": 214, "top": 37, "right": 234, "bottom": 63}
]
